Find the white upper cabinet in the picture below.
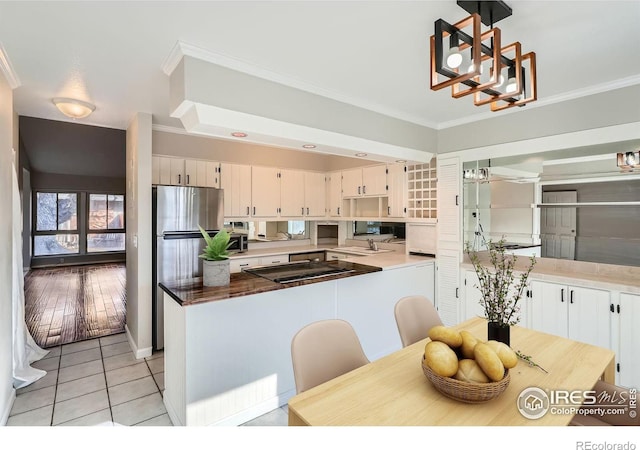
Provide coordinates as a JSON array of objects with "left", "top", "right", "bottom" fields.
[
  {"left": 341, "top": 165, "right": 387, "bottom": 197},
  {"left": 154, "top": 156, "right": 219, "bottom": 188},
  {"left": 280, "top": 169, "right": 305, "bottom": 217},
  {"left": 386, "top": 163, "right": 406, "bottom": 217},
  {"left": 220, "top": 163, "right": 251, "bottom": 218},
  {"left": 437, "top": 157, "right": 461, "bottom": 244},
  {"left": 327, "top": 171, "right": 342, "bottom": 217},
  {"left": 304, "top": 172, "right": 326, "bottom": 217},
  {"left": 362, "top": 165, "right": 387, "bottom": 196},
  {"left": 251, "top": 166, "right": 280, "bottom": 217}
]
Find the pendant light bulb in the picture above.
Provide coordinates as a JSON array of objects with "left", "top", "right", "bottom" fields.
[
  {"left": 445, "top": 46, "right": 463, "bottom": 69},
  {"left": 506, "top": 76, "right": 518, "bottom": 93}
]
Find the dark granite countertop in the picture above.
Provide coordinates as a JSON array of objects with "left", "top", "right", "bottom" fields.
[{"left": 159, "top": 260, "right": 382, "bottom": 307}]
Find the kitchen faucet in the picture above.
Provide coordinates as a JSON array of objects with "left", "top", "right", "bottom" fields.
[{"left": 367, "top": 239, "right": 378, "bottom": 251}]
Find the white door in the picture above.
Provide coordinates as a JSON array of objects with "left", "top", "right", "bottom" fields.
[
  {"left": 464, "top": 270, "right": 485, "bottom": 321},
  {"left": 327, "top": 171, "right": 342, "bottom": 216},
  {"left": 304, "top": 172, "right": 326, "bottom": 217},
  {"left": 341, "top": 169, "right": 362, "bottom": 197},
  {"left": 619, "top": 293, "right": 640, "bottom": 389},
  {"left": 251, "top": 166, "right": 280, "bottom": 217},
  {"left": 280, "top": 169, "right": 305, "bottom": 217},
  {"left": 362, "top": 165, "right": 387, "bottom": 196},
  {"left": 437, "top": 158, "right": 461, "bottom": 243},
  {"left": 541, "top": 191, "right": 576, "bottom": 259},
  {"left": 567, "top": 285, "right": 611, "bottom": 349},
  {"left": 184, "top": 159, "right": 198, "bottom": 186},
  {"left": 169, "top": 158, "right": 185, "bottom": 186},
  {"left": 387, "top": 163, "right": 406, "bottom": 218},
  {"left": 436, "top": 250, "right": 461, "bottom": 326},
  {"left": 529, "top": 280, "right": 568, "bottom": 338}
]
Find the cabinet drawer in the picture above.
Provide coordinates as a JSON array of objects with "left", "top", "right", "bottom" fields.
[{"left": 230, "top": 257, "right": 262, "bottom": 274}]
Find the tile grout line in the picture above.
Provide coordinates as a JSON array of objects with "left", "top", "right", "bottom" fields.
[
  {"left": 99, "top": 339, "right": 116, "bottom": 425},
  {"left": 49, "top": 345, "right": 63, "bottom": 426},
  {"left": 145, "top": 358, "right": 162, "bottom": 396}
]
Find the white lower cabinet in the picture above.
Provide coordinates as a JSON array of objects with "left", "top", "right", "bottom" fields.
[
  {"left": 230, "top": 257, "right": 262, "bottom": 273},
  {"left": 528, "top": 280, "right": 611, "bottom": 350},
  {"left": 325, "top": 251, "right": 349, "bottom": 261},
  {"left": 617, "top": 293, "right": 640, "bottom": 389},
  {"left": 437, "top": 250, "right": 461, "bottom": 326}
]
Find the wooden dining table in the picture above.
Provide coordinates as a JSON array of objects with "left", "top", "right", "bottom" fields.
[{"left": 287, "top": 317, "right": 615, "bottom": 426}]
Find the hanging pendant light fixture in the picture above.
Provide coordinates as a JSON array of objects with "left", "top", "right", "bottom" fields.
[{"left": 429, "top": 1, "right": 537, "bottom": 111}]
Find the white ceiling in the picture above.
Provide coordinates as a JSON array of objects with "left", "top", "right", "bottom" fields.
[{"left": 1, "top": 1, "right": 639, "bottom": 133}]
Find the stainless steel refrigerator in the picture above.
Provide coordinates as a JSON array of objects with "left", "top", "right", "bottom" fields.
[{"left": 152, "top": 185, "right": 224, "bottom": 350}]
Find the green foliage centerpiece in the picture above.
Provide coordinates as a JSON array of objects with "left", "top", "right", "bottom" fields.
[
  {"left": 198, "top": 226, "right": 235, "bottom": 286},
  {"left": 465, "top": 238, "right": 536, "bottom": 345}
]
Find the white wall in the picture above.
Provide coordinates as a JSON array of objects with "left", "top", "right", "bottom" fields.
[
  {"left": 125, "top": 113, "right": 153, "bottom": 358},
  {"left": 0, "top": 72, "right": 15, "bottom": 424}
]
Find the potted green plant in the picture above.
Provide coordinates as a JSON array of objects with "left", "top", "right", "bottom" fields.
[
  {"left": 198, "top": 226, "right": 235, "bottom": 287},
  {"left": 465, "top": 238, "right": 536, "bottom": 346}
]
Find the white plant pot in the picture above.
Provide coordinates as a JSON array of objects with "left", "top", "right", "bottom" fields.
[{"left": 202, "top": 259, "right": 230, "bottom": 287}]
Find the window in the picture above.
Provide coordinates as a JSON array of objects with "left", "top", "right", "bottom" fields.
[
  {"left": 33, "top": 191, "right": 125, "bottom": 257},
  {"left": 87, "top": 194, "right": 125, "bottom": 252},
  {"left": 34, "top": 193, "right": 79, "bottom": 256}
]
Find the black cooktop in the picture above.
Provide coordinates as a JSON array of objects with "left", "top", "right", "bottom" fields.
[{"left": 243, "top": 260, "right": 354, "bottom": 284}]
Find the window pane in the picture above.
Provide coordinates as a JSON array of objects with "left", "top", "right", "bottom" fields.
[
  {"left": 57, "top": 193, "right": 77, "bottom": 230},
  {"left": 107, "top": 195, "right": 125, "bottom": 229},
  {"left": 87, "top": 233, "right": 126, "bottom": 253},
  {"left": 34, "top": 235, "right": 79, "bottom": 256},
  {"left": 36, "top": 193, "right": 57, "bottom": 231},
  {"left": 89, "top": 194, "right": 107, "bottom": 230}
]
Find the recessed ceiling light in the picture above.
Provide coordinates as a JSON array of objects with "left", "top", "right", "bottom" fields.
[
  {"left": 231, "top": 132, "right": 247, "bottom": 138},
  {"left": 355, "top": 152, "right": 367, "bottom": 157},
  {"left": 302, "top": 144, "right": 316, "bottom": 149}
]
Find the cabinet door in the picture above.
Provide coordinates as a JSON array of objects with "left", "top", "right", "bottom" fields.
[
  {"left": 327, "top": 171, "right": 342, "bottom": 216},
  {"left": 436, "top": 249, "right": 461, "bottom": 326},
  {"left": 464, "top": 270, "right": 485, "bottom": 321},
  {"left": 251, "top": 166, "right": 280, "bottom": 217},
  {"left": 280, "top": 169, "right": 305, "bottom": 217},
  {"left": 202, "top": 161, "right": 220, "bottom": 188},
  {"left": 304, "top": 172, "right": 326, "bottom": 217},
  {"left": 619, "top": 293, "right": 640, "bottom": 389},
  {"left": 437, "top": 157, "right": 461, "bottom": 243},
  {"left": 387, "top": 163, "right": 406, "bottom": 217},
  {"left": 362, "top": 165, "right": 387, "bottom": 196},
  {"left": 184, "top": 159, "right": 197, "bottom": 186},
  {"left": 568, "top": 286, "right": 611, "bottom": 349},
  {"left": 530, "top": 281, "right": 568, "bottom": 338},
  {"left": 158, "top": 156, "right": 173, "bottom": 185},
  {"left": 169, "top": 158, "right": 185, "bottom": 186},
  {"left": 221, "top": 163, "right": 252, "bottom": 218},
  {"left": 341, "top": 169, "right": 362, "bottom": 197},
  {"left": 261, "top": 255, "right": 287, "bottom": 265},
  {"left": 326, "top": 251, "right": 348, "bottom": 261}
]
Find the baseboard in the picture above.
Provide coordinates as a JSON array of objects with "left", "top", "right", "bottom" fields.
[
  {"left": 124, "top": 325, "right": 152, "bottom": 359},
  {"left": 212, "top": 389, "right": 296, "bottom": 426},
  {"left": 163, "top": 395, "right": 181, "bottom": 426},
  {"left": 0, "top": 388, "right": 16, "bottom": 425}
]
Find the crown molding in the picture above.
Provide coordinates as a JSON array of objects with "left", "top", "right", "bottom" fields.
[
  {"left": 0, "top": 43, "right": 21, "bottom": 89},
  {"left": 161, "top": 40, "right": 439, "bottom": 130},
  {"left": 152, "top": 123, "right": 190, "bottom": 136},
  {"left": 437, "top": 74, "right": 640, "bottom": 130}
]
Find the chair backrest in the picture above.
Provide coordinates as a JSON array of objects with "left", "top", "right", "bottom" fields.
[
  {"left": 394, "top": 295, "right": 443, "bottom": 347},
  {"left": 291, "top": 319, "right": 369, "bottom": 394}
]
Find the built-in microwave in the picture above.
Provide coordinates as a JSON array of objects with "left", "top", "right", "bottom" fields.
[{"left": 228, "top": 233, "right": 248, "bottom": 253}]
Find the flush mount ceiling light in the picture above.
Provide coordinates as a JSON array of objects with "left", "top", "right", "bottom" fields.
[
  {"left": 231, "top": 132, "right": 247, "bottom": 138},
  {"left": 617, "top": 151, "right": 640, "bottom": 171},
  {"left": 52, "top": 97, "right": 95, "bottom": 119},
  {"left": 302, "top": 144, "right": 316, "bottom": 149},
  {"left": 355, "top": 153, "right": 368, "bottom": 157},
  {"left": 430, "top": 1, "right": 537, "bottom": 111}
]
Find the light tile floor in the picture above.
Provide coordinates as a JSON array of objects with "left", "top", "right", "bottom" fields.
[{"left": 8, "top": 332, "right": 288, "bottom": 426}]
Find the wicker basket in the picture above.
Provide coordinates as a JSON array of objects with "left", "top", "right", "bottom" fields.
[{"left": 421, "top": 358, "right": 510, "bottom": 403}]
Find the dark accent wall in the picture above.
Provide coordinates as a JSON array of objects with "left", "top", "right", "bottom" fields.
[
  {"left": 31, "top": 172, "right": 125, "bottom": 192},
  {"left": 544, "top": 180, "right": 640, "bottom": 266}
]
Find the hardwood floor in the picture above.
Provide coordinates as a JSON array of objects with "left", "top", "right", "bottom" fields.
[{"left": 25, "top": 263, "right": 126, "bottom": 348}]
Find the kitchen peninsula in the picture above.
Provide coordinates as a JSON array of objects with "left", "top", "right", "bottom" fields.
[{"left": 159, "top": 252, "right": 435, "bottom": 426}]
